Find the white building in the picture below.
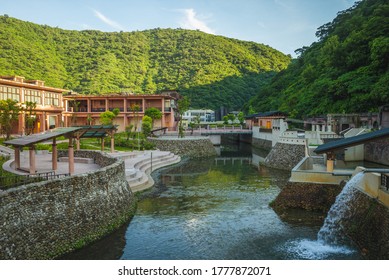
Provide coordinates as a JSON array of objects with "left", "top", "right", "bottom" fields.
[{"left": 183, "top": 109, "right": 215, "bottom": 123}]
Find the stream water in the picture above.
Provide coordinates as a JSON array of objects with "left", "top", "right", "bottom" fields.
[{"left": 63, "top": 142, "right": 362, "bottom": 260}]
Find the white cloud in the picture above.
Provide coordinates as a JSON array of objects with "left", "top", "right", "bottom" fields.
[
  {"left": 257, "top": 21, "right": 266, "bottom": 28},
  {"left": 93, "top": 9, "right": 124, "bottom": 31},
  {"left": 179, "top": 8, "right": 215, "bottom": 34}
]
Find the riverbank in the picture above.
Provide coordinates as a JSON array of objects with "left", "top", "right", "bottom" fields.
[{"left": 0, "top": 150, "right": 136, "bottom": 259}]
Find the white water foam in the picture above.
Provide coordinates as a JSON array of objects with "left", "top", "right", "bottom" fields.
[
  {"left": 284, "top": 239, "right": 355, "bottom": 259},
  {"left": 284, "top": 172, "right": 364, "bottom": 259}
]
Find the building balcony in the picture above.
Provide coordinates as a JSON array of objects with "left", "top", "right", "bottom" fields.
[
  {"left": 91, "top": 108, "right": 106, "bottom": 112},
  {"left": 127, "top": 107, "right": 142, "bottom": 112},
  {"left": 67, "top": 107, "right": 88, "bottom": 112},
  {"left": 109, "top": 107, "right": 124, "bottom": 112}
]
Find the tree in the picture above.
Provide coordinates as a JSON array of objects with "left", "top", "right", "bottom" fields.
[
  {"left": 237, "top": 112, "right": 245, "bottom": 126},
  {"left": 125, "top": 124, "right": 134, "bottom": 140},
  {"left": 141, "top": 115, "right": 152, "bottom": 137},
  {"left": 24, "top": 101, "right": 37, "bottom": 135},
  {"left": 86, "top": 114, "right": 93, "bottom": 125},
  {"left": 100, "top": 108, "right": 119, "bottom": 125},
  {"left": 177, "top": 97, "right": 190, "bottom": 138},
  {"left": 144, "top": 107, "right": 162, "bottom": 128},
  {"left": 0, "top": 99, "right": 21, "bottom": 140},
  {"left": 70, "top": 99, "right": 80, "bottom": 126},
  {"left": 131, "top": 104, "right": 140, "bottom": 132},
  {"left": 194, "top": 115, "right": 201, "bottom": 129},
  {"left": 227, "top": 113, "right": 236, "bottom": 123}
]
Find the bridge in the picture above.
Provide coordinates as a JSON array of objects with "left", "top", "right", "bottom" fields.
[
  {"left": 160, "top": 126, "right": 252, "bottom": 145},
  {"left": 198, "top": 127, "right": 252, "bottom": 135},
  {"left": 201, "top": 127, "right": 251, "bottom": 145}
]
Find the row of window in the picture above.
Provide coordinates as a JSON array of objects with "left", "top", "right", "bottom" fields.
[{"left": 0, "top": 86, "right": 60, "bottom": 106}]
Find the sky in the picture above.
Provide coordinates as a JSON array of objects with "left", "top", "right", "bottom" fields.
[{"left": 1, "top": 0, "right": 357, "bottom": 56}]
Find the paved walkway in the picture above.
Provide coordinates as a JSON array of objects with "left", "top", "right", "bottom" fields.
[
  {"left": 2, "top": 150, "right": 181, "bottom": 192},
  {"left": 2, "top": 151, "right": 100, "bottom": 175}
]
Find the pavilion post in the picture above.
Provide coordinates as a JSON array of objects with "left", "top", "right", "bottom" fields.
[
  {"left": 76, "top": 136, "right": 80, "bottom": 150},
  {"left": 68, "top": 138, "right": 74, "bottom": 175},
  {"left": 29, "top": 145, "right": 36, "bottom": 175},
  {"left": 52, "top": 138, "right": 57, "bottom": 171},
  {"left": 14, "top": 147, "right": 21, "bottom": 170},
  {"left": 110, "top": 134, "right": 115, "bottom": 153},
  {"left": 101, "top": 137, "right": 105, "bottom": 151},
  {"left": 326, "top": 152, "right": 335, "bottom": 172}
]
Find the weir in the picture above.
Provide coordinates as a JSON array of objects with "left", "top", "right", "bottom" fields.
[{"left": 286, "top": 173, "right": 365, "bottom": 259}]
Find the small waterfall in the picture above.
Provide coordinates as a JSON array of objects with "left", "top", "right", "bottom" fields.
[
  {"left": 284, "top": 172, "right": 364, "bottom": 259},
  {"left": 317, "top": 172, "right": 363, "bottom": 244}
]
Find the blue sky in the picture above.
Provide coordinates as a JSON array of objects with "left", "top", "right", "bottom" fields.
[{"left": 1, "top": 0, "right": 356, "bottom": 56}]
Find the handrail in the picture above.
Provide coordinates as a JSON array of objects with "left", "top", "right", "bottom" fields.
[
  {"left": 363, "top": 169, "right": 389, "bottom": 173},
  {"left": 0, "top": 172, "right": 70, "bottom": 190}
]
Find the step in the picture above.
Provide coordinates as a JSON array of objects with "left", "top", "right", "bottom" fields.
[
  {"left": 58, "top": 157, "right": 94, "bottom": 164},
  {"left": 120, "top": 151, "right": 181, "bottom": 192},
  {"left": 137, "top": 154, "right": 176, "bottom": 171}
]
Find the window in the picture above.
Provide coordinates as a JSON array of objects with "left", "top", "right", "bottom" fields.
[
  {"left": 0, "top": 86, "right": 20, "bottom": 101},
  {"left": 44, "top": 92, "right": 60, "bottom": 106},
  {"left": 25, "top": 89, "right": 42, "bottom": 104}
]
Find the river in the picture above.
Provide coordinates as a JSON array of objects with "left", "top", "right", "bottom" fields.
[{"left": 63, "top": 142, "right": 361, "bottom": 260}]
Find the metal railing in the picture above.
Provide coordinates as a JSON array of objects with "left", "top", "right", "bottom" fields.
[{"left": 0, "top": 171, "right": 70, "bottom": 190}]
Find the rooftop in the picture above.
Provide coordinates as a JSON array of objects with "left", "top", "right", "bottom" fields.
[{"left": 314, "top": 127, "right": 389, "bottom": 154}]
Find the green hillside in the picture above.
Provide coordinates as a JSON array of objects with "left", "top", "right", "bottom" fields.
[
  {"left": 0, "top": 16, "right": 291, "bottom": 110},
  {"left": 247, "top": 0, "right": 389, "bottom": 118}
]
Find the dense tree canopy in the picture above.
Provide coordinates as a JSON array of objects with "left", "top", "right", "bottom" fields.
[
  {"left": 0, "top": 16, "right": 291, "bottom": 111},
  {"left": 247, "top": 0, "right": 389, "bottom": 118}
]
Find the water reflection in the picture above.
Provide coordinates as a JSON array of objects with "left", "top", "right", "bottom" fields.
[{"left": 62, "top": 142, "right": 362, "bottom": 260}]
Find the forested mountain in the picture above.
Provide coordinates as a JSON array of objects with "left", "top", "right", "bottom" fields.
[
  {"left": 247, "top": 0, "right": 389, "bottom": 118},
  {"left": 0, "top": 16, "right": 291, "bottom": 110}
]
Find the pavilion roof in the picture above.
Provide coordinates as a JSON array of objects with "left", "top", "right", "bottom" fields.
[
  {"left": 314, "top": 127, "right": 389, "bottom": 154},
  {"left": 3, "top": 127, "right": 82, "bottom": 147}
]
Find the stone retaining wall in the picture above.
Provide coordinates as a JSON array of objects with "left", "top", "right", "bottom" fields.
[
  {"left": 271, "top": 181, "right": 342, "bottom": 212},
  {"left": 0, "top": 150, "right": 136, "bottom": 259},
  {"left": 342, "top": 190, "right": 389, "bottom": 259},
  {"left": 148, "top": 137, "right": 217, "bottom": 158},
  {"left": 272, "top": 180, "right": 389, "bottom": 259},
  {"left": 264, "top": 142, "right": 306, "bottom": 170}
]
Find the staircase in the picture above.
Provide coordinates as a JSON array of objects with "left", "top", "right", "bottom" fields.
[{"left": 112, "top": 151, "right": 181, "bottom": 192}]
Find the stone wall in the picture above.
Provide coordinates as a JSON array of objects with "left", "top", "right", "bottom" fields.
[
  {"left": 271, "top": 181, "right": 342, "bottom": 212},
  {"left": 148, "top": 137, "right": 217, "bottom": 158},
  {"left": 264, "top": 142, "right": 306, "bottom": 170},
  {"left": 342, "top": 190, "right": 389, "bottom": 259},
  {"left": 364, "top": 138, "right": 389, "bottom": 166},
  {"left": 0, "top": 150, "right": 136, "bottom": 260}
]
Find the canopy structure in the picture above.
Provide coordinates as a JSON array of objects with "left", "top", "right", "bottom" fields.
[
  {"left": 315, "top": 127, "right": 389, "bottom": 154},
  {"left": 72, "top": 125, "right": 118, "bottom": 151},
  {"left": 3, "top": 125, "right": 117, "bottom": 175},
  {"left": 314, "top": 127, "right": 389, "bottom": 172}
]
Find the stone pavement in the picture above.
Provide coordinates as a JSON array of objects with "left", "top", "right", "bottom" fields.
[{"left": 2, "top": 150, "right": 181, "bottom": 192}]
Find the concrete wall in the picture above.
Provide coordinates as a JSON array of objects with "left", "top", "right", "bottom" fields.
[
  {"left": 353, "top": 167, "right": 389, "bottom": 208},
  {"left": 264, "top": 142, "right": 306, "bottom": 171},
  {"left": 290, "top": 157, "right": 350, "bottom": 184},
  {"left": 148, "top": 137, "right": 217, "bottom": 158},
  {"left": 0, "top": 150, "right": 136, "bottom": 260}
]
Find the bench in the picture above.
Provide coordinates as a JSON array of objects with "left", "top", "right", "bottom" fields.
[{"left": 58, "top": 157, "right": 94, "bottom": 164}]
